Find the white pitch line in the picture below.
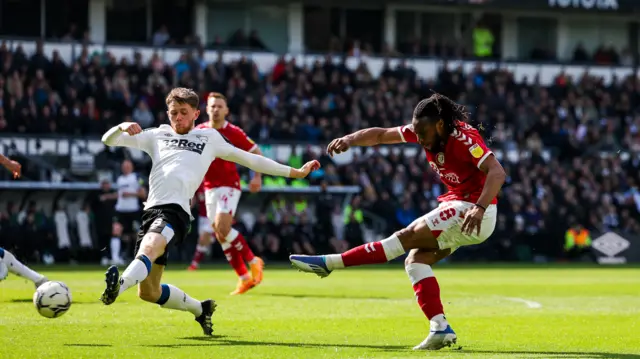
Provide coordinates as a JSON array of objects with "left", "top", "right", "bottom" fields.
[{"left": 502, "top": 297, "right": 543, "bottom": 309}]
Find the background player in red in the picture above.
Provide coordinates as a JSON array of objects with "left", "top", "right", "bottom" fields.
[
  {"left": 188, "top": 93, "right": 265, "bottom": 296},
  {"left": 290, "top": 93, "right": 506, "bottom": 350}
]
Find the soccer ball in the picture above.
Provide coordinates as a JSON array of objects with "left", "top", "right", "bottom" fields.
[{"left": 33, "top": 281, "right": 72, "bottom": 318}]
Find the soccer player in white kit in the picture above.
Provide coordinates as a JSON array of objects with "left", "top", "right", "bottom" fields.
[{"left": 99, "top": 88, "right": 320, "bottom": 336}]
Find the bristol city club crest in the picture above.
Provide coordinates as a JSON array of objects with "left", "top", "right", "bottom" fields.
[{"left": 436, "top": 152, "right": 445, "bottom": 165}]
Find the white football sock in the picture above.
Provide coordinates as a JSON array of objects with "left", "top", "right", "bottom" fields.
[
  {"left": 225, "top": 228, "right": 239, "bottom": 242},
  {"left": 0, "top": 248, "right": 44, "bottom": 283},
  {"left": 119, "top": 254, "right": 151, "bottom": 294},
  {"left": 110, "top": 237, "right": 121, "bottom": 261},
  {"left": 156, "top": 284, "right": 203, "bottom": 317},
  {"left": 324, "top": 254, "right": 344, "bottom": 270},
  {"left": 381, "top": 234, "right": 406, "bottom": 260}
]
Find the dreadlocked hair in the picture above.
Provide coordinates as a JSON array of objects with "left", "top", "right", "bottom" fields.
[{"left": 413, "top": 92, "right": 470, "bottom": 134}]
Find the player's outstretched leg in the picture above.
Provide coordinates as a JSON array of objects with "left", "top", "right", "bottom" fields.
[
  {"left": 406, "top": 249, "right": 456, "bottom": 350},
  {"left": 290, "top": 233, "right": 408, "bottom": 277},
  {"left": 290, "top": 217, "right": 440, "bottom": 278},
  {"left": 140, "top": 262, "right": 216, "bottom": 336},
  {"left": 153, "top": 284, "right": 217, "bottom": 336},
  {"left": 0, "top": 247, "right": 48, "bottom": 288}
]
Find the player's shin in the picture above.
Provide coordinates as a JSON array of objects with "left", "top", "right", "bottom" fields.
[
  {"left": 119, "top": 254, "right": 152, "bottom": 294},
  {"left": 406, "top": 263, "right": 447, "bottom": 328},
  {"left": 0, "top": 248, "right": 45, "bottom": 283},
  {"left": 156, "top": 284, "right": 203, "bottom": 317},
  {"left": 120, "top": 233, "right": 168, "bottom": 293},
  {"left": 324, "top": 234, "right": 405, "bottom": 270}
]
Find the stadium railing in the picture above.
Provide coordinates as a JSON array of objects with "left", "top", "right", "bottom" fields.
[{"left": 0, "top": 39, "right": 636, "bottom": 86}]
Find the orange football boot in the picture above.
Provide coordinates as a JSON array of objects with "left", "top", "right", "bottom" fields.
[
  {"left": 230, "top": 277, "right": 255, "bottom": 295},
  {"left": 250, "top": 257, "right": 265, "bottom": 285}
]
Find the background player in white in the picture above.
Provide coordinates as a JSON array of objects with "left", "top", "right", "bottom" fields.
[
  {"left": 0, "top": 155, "right": 48, "bottom": 288},
  {"left": 99, "top": 88, "right": 320, "bottom": 336},
  {"left": 113, "top": 159, "right": 146, "bottom": 264}
]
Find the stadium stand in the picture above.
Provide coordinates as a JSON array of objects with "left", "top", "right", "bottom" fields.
[{"left": 1, "top": 41, "right": 639, "bottom": 264}]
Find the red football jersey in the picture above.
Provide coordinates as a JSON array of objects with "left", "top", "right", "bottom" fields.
[
  {"left": 196, "top": 121, "right": 258, "bottom": 190},
  {"left": 397, "top": 120, "right": 497, "bottom": 204},
  {"left": 196, "top": 184, "right": 207, "bottom": 217}
]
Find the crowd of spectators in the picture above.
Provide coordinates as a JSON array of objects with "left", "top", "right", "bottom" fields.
[{"left": 1, "top": 41, "right": 640, "bottom": 264}]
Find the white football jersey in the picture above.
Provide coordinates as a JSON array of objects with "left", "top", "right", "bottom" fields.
[
  {"left": 115, "top": 172, "right": 141, "bottom": 212},
  {"left": 111, "top": 125, "right": 234, "bottom": 217}
]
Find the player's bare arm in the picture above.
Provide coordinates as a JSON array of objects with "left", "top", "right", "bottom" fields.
[
  {"left": 0, "top": 153, "right": 21, "bottom": 179},
  {"left": 461, "top": 155, "right": 506, "bottom": 236},
  {"left": 327, "top": 127, "right": 404, "bottom": 156}
]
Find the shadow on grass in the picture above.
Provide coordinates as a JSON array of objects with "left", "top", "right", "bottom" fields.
[
  {"left": 177, "top": 335, "right": 231, "bottom": 341},
  {"left": 140, "top": 336, "right": 407, "bottom": 352},
  {"left": 253, "top": 292, "right": 398, "bottom": 301},
  {"left": 149, "top": 338, "right": 640, "bottom": 358},
  {"left": 64, "top": 344, "right": 113, "bottom": 348},
  {"left": 65, "top": 337, "right": 640, "bottom": 358},
  {"left": 10, "top": 298, "right": 101, "bottom": 305}
]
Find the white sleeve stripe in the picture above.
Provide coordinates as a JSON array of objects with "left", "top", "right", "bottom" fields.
[
  {"left": 248, "top": 144, "right": 259, "bottom": 153},
  {"left": 397, "top": 126, "right": 407, "bottom": 143},
  {"left": 476, "top": 151, "right": 493, "bottom": 169}
]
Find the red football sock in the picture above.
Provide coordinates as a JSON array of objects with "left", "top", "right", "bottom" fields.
[
  {"left": 190, "top": 245, "right": 208, "bottom": 267},
  {"left": 413, "top": 276, "right": 444, "bottom": 320},
  {"left": 231, "top": 232, "right": 256, "bottom": 263},
  {"left": 341, "top": 242, "right": 388, "bottom": 267},
  {"left": 190, "top": 250, "right": 205, "bottom": 267},
  {"left": 324, "top": 235, "right": 405, "bottom": 270},
  {"left": 223, "top": 246, "right": 249, "bottom": 278}
]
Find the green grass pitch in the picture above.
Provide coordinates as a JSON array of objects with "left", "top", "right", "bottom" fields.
[{"left": 1, "top": 264, "right": 639, "bottom": 359}]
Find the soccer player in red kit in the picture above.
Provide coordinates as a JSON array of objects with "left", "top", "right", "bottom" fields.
[
  {"left": 188, "top": 92, "right": 265, "bottom": 295},
  {"left": 290, "top": 93, "right": 506, "bottom": 350}
]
